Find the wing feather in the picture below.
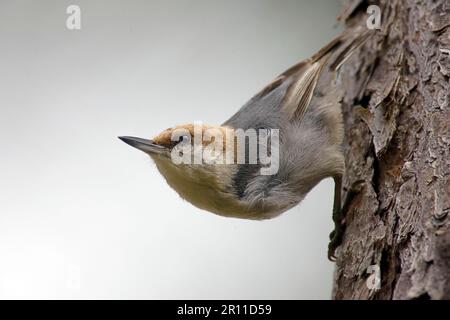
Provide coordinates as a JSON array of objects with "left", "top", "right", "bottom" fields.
[
  {"left": 226, "top": 30, "right": 372, "bottom": 125},
  {"left": 281, "top": 61, "right": 324, "bottom": 121}
]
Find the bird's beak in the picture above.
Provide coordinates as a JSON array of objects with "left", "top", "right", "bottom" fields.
[{"left": 118, "top": 136, "right": 167, "bottom": 155}]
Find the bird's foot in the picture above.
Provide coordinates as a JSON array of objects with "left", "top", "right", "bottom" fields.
[{"left": 327, "top": 179, "right": 365, "bottom": 262}]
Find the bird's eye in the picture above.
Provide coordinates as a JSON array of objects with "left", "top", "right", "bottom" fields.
[
  {"left": 178, "top": 150, "right": 183, "bottom": 157},
  {"left": 177, "top": 135, "right": 190, "bottom": 145},
  {"left": 171, "top": 134, "right": 191, "bottom": 151}
]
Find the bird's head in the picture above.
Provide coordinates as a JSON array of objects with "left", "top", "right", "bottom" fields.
[
  {"left": 119, "top": 123, "right": 284, "bottom": 219},
  {"left": 119, "top": 124, "right": 247, "bottom": 218},
  {"left": 119, "top": 123, "right": 231, "bottom": 162}
]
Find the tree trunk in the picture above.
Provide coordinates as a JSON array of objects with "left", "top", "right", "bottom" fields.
[{"left": 333, "top": 0, "right": 450, "bottom": 299}]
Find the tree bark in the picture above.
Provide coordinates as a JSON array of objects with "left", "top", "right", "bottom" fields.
[{"left": 333, "top": 0, "right": 450, "bottom": 299}]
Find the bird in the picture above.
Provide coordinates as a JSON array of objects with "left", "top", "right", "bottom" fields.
[{"left": 119, "top": 28, "right": 371, "bottom": 261}]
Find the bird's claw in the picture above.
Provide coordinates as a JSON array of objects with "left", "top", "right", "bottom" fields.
[
  {"left": 327, "top": 179, "right": 365, "bottom": 262},
  {"left": 328, "top": 226, "right": 343, "bottom": 261}
]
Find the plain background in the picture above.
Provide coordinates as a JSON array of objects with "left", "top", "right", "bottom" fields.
[{"left": 0, "top": 0, "right": 342, "bottom": 299}]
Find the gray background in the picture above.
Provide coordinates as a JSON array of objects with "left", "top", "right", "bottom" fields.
[{"left": 0, "top": 0, "right": 342, "bottom": 299}]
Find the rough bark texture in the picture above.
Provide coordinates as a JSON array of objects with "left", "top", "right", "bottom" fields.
[{"left": 333, "top": 0, "right": 450, "bottom": 299}]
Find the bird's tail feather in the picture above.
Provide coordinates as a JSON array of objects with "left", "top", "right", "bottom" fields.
[{"left": 328, "top": 30, "right": 372, "bottom": 71}]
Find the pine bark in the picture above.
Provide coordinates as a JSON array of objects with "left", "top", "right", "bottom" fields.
[{"left": 333, "top": 0, "right": 450, "bottom": 299}]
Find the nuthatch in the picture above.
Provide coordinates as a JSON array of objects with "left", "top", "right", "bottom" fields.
[{"left": 120, "top": 29, "right": 370, "bottom": 261}]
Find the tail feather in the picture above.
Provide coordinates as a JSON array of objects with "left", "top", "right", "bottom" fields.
[
  {"left": 239, "top": 28, "right": 373, "bottom": 124},
  {"left": 281, "top": 29, "right": 373, "bottom": 122},
  {"left": 329, "top": 30, "right": 372, "bottom": 71}
]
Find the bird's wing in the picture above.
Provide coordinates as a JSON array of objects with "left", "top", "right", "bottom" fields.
[
  {"left": 245, "top": 30, "right": 371, "bottom": 123},
  {"left": 223, "top": 30, "right": 371, "bottom": 128},
  {"left": 250, "top": 34, "right": 344, "bottom": 102},
  {"left": 280, "top": 59, "right": 328, "bottom": 121}
]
